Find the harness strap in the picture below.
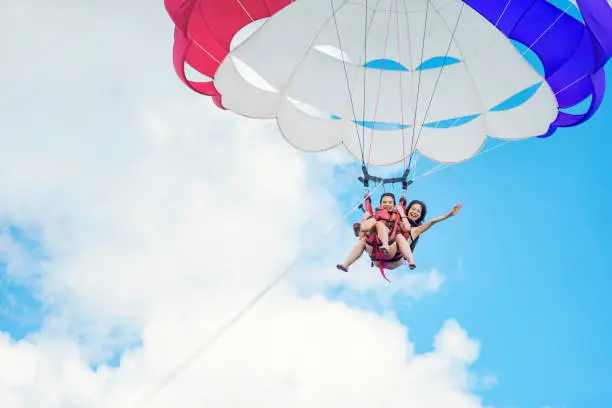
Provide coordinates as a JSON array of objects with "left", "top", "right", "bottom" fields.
[
  {"left": 365, "top": 196, "right": 410, "bottom": 282},
  {"left": 366, "top": 208, "right": 403, "bottom": 283},
  {"left": 364, "top": 193, "right": 373, "bottom": 214}
]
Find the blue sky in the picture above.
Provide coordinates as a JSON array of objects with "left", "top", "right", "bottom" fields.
[
  {"left": 0, "top": 225, "right": 47, "bottom": 341},
  {"left": 1, "top": 1, "right": 611, "bottom": 407}
]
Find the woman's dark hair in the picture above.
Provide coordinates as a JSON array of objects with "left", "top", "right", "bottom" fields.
[
  {"left": 380, "top": 192, "right": 396, "bottom": 205},
  {"left": 405, "top": 200, "right": 427, "bottom": 251}
]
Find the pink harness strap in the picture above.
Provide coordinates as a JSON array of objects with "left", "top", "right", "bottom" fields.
[{"left": 361, "top": 194, "right": 409, "bottom": 282}]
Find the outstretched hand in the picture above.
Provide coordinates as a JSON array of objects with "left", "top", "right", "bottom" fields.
[{"left": 449, "top": 203, "right": 462, "bottom": 216}]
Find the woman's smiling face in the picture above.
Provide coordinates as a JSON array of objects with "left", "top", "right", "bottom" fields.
[{"left": 407, "top": 203, "right": 423, "bottom": 222}]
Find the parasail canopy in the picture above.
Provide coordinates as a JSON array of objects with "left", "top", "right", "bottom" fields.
[{"left": 166, "top": 0, "right": 612, "bottom": 166}]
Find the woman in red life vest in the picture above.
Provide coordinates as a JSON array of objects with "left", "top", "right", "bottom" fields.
[
  {"left": 336, "top": 193, "right": 415, "bottom": 272},
  {"left": 336, "top": 195, "right": 462, "bottom": 273}
]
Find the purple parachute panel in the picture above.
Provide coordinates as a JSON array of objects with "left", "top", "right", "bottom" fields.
[{"left": 464, "top": 0, "right": 612, "bottom": 137}]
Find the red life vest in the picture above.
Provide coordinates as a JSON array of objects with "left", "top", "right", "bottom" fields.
[
  {"left": 364, "top": 206, "right": 400, "bottom": 247},
  {"left": 364, "top": 206, "right": 405, "bottom": 281},
  {"left": 360, "top": 194, "right": 411, "bottom": 282}
]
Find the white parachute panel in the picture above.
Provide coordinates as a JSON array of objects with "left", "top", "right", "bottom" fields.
[{"left": 215, "top": 0, "right": 560, "bottom": 164}]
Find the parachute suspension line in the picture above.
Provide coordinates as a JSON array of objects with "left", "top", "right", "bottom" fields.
[
  {"left": 521, "top": 3, "right": 572, "bottom": 58},
  {"left": 398, "top": 0, "right": 420, "bottom": 184},
  {"left": 235, "top": 0, "right": 255, "bottom": 22},
  {"left": 406, "top": 0, "right": 431, "bottom": 173},
  {"left": 131, "top": 184, "right": 384, "bottom": 408},
  {"left": 395, "top": 0, "right": 407, "bottom": 173},
  {"left": 237, "top": 0, "right": 298, "bottom": 18},
  {"left": 327, "top": 0, "right": 408, "bottom": 193},
  {"left": 362, "top": 0, "right": 369, "bottom": 160},
  {"left": 366, "top": 4, "right": 395, "bottom": 165},
  {"left": 358, "top": 0, "right": 412, "bottom": 193},
  {"left": 520, "top": 3, "right": 591, "bottom": 110},
  {"left": 410, "top": 2, "right": 466, "bottom": 160},
  {"left": 494, "top": 0, "right": 515, "bottom": 27},
  {"left": 410, "top": 151, "right": 421, "bottom": 184},
  {"left": 415, "top": 162, "right": 446, "bottom": 180},
  {"left": 337, "top": 162, "right": 362, "bottom": 179},
  {"left": 540, "top": 3, "right": 590, "bottom": 95},
  {"left": 329, "top": 0, "right": 367, "bottom": 167},
  {"left": 191, "top": 38, "right": 222, "bottom": 64},
  {"left": 413, "top": 140, "right": 515, "bottom": 181},
  {"left": 555, "top": 72, "right": 590, "bottom": 96}
]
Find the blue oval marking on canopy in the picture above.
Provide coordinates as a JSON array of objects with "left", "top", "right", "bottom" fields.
[
  {"left": 416, "top": 56, "right": 461, "bottom": 71},
  {"left": 490, "top": 82, "right": 543, "bottom": 112},
  {"left": 364, "top": 59, "right": 409, "bottom": 71}
]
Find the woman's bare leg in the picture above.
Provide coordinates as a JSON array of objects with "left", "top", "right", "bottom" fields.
[
  {"left": 396, "top": 235, "right": 416, "bottom": 269},
  {"left": 375, "top": 221, "right": 391, "bottom": 254},
  {"left": 354, "top": 211, "right": 372, "bottom": 238},
  {"left": 336, "top": 239, "right": 367, "bottom": 272}
]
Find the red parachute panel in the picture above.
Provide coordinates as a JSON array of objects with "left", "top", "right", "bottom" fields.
[{"left": 165, "top": 0, "right": 293, "bottom": 109}]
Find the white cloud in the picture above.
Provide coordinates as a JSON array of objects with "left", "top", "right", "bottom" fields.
[{"left": 0, "top": 1, "right": 494, "bottom": 407}]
